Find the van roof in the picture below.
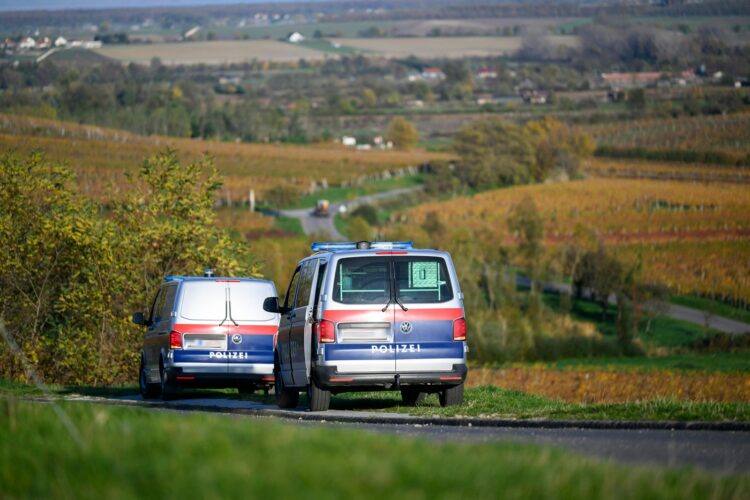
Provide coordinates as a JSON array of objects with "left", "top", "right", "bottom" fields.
[{"left": 163, "top": 276, "right": 271, "bottom": 283}]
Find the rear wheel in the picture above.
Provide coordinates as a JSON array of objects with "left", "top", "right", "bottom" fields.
[
  {"left": 307, "top": 378, "right": 331, "bottom": 412},
  {"left": 439, "top": 383, "right": 464, "bottom": 407},
  {"left": 139, "top": 358, "right": 160, "bottom": 399},
  {"left": 160, "top": 362, "right": 178, "bottom": 401},
  {"left": 400, "top": 388, "right": 426, "bottom": 406},
  {"left": 274, "top": 360, "right": 299, "bottom": 409}
]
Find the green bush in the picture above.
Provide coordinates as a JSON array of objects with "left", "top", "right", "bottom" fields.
[{"left": 0, "top": 150, "right": 259, "bottom": 385}]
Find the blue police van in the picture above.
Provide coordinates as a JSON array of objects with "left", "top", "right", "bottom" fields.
[
  {"left": 133, "top": 275, "right": 281, "bottom": 400},
  {"left": 274, "top": 241, "right": 468, "bottom": 411}
]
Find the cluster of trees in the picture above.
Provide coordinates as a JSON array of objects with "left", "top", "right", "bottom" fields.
[
  {"left": 426, "top": 116, "right": 594, "bottom": 193},
  {"left": 0, "top": 150, "right": 257, "bottom": 385}
]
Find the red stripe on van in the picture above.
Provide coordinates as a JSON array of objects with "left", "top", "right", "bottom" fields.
[
  {"left": 323, "top": 310, "right": 393, "bottom": 322},
  {"left": 395, "top": 308, "right": 463, "bottom": 321},
  {"left": 324, "top": 308, "right": 463, "bottom": 322},
  {"left": 173, "top": 324, "right": 277, "bottom": 335}
]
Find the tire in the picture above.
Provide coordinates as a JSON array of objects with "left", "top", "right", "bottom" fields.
[
  {"left": 439, "top": 383, "right": 464, "bottom": 407},
  {"left": 139, "top": 358, "right": 161, "bottom": 399},
  {"left": 160, "top": 362, "right": 178, "bottom": 401},
  {"left": 274, "top": 360, "right": 299, "bottom": 409},
  {"left": 307, "top": 378, "right": 331, "bottom": 412},
  {"left": 400, "top": 388, "right": 426, "bottom": 406}
]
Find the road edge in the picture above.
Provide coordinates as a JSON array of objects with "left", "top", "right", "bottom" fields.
[{"left": 23, "top": 395, "right": 750, "bottom": 432}]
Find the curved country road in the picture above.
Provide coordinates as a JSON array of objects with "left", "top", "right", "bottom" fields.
[{"left": 279, "top": 186, "right": 423, "bottom": 240}]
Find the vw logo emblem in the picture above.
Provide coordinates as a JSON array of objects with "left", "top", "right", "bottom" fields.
[
  {"left": 400, "top": 321, "right": 412, "bottom": 334},
  {"left": 231, "top": 334, "right": 242, "bottom": 345}
]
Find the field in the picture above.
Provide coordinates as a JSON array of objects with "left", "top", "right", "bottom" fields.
[
  {"left": 1, "top": 400, "right": 747, "bottom": 499},
  {"left": 585, "top": 157, "right": 750, "bottom": 183},
  {"left": 391, "top": 177, "right": 750, "bottom": 305},
  {"left": 94, "top": 36, "right": 580, "bottom": 64},
  {"left": 586, "top": 112, "right": 750, "bottom": 165},
  {"left": 0, "top": 114, "right": 446, "bottom": 204},
  {"left": 337, "top": 35, "right": 579, "bottom": 59},
  {"left": 96, "top": 40, "right": 330, "bottom": 65}
]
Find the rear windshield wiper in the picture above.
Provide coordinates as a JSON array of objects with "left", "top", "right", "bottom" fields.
[
  {"left": 381, "top": 296, "right": 392, "bottom": 312},
  {"left": 219, "top": 289, "right": 239, "bottom": 327},
  {"left": 394, "top": 296, "right": 408, "bottom": 312}
]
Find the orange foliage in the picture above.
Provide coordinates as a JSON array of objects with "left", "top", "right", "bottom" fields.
[{"left": 468, "top": 366, "right": 750, "bottom": 403}]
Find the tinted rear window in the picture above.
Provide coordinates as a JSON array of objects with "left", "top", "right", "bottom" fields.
[
  {"left": 394, "top": 257, "right": 453, "bottom": 303},
  {"left": 333, "top": 257, "right": 390, "bottom": 305}
]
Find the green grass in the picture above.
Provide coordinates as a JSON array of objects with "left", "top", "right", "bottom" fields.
[
  {"left": 274, "top": 215, "right": 305, "bottom": 236},
  {"left": 545, "top": 352, "right": 750, "bottom": 373},
  {"left": 542, "top": 292, "right": 720, "bottom": 348},
  {"left": 334, "top": 212, "right": 349, "bottom": 238},
  {"left": 0, "top": 400, "right": 747, "bottom": 498},
  {"left": 285, "top": 174, "right": 423, "bottom": 209},
  {"left": 672, "top": 295, "right": 750, "bottom": 325}
]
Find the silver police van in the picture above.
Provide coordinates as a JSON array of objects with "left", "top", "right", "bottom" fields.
[
  {"left": 133, "top": 275, "right": 281, "bottom": 400},
  {"left": 274, "top": 241, "right": 467, "bottom": 411}
]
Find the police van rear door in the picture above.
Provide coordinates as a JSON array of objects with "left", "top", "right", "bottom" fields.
[
  {"left": 324, "top": 256, "right": 396, "bottom": 374},
  {"left": 392, "top": 255, "right": 464, "bottom": 373}
]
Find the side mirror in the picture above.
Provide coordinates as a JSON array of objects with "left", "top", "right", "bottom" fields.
[
  {"left": 263, "top": 297, "right": 281, "bottom": 314},
  {"left": 132, "top": 312, "right": 149, "bottom": 326}
]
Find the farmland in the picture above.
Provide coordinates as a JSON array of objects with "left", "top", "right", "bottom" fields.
[
  {"left": 0, "top": 114, "right": 446, "bottom": 203},
  {"left": 586, "top": 112, "right": 750, "bottom": 165},
  {"left": 96, "top": 40, "right": 329, "bottom": 65},
  {"left": 336, "top": 35, "right": 579, "bottom": 59},
  {"left": 389, "top": 176, "right": 750, "bottom": 305}
]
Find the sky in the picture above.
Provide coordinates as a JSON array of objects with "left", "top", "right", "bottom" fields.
[{"left": 0, "top": 0, "right": 321, "bottom": 12}]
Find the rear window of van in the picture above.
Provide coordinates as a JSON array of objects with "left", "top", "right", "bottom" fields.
[{"left": 179, "top": 281, "right": 275, "bottom": 322}]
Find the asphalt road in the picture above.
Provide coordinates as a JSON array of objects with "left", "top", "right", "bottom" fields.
[
  {"left": 279, "top": 186, "right": 423, "bottom": 240},
  {"left": 70, "top": 394, "right": 750, "bottom": 474}
]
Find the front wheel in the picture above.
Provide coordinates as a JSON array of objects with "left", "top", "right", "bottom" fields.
[
  {"left": 274, "top": 362, "right": 299, "bottom": 409},
  {"left": 139, "top": 358, "right": 160, "bottom": 399},
  {"left": 307, "top": 378, "right": 331, "bottom": 412},
  {"left": 439, "top": 383, "right": 464, "bottom": 407}
]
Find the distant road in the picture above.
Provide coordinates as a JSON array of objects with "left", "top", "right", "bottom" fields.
[{"left": 279, "top": 186, "right": 423, "bottom": 241}]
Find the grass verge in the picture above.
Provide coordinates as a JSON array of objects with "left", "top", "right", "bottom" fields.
[
  {"left": 274, "top": 215, "right": 305, "bottom": 236},
  {"left": 543, "top": 352, "right": 750, "bottom": 373},
  {"left": 672, "top": 295, "right": 750, "bottom": 325},
  {"left": 0, "top": 400, "right": 748, "bottom": 498}
]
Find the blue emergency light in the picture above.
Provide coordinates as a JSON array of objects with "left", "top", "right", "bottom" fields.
[{"left": 311, "top": 241, "right": 413, "bottom": 252}]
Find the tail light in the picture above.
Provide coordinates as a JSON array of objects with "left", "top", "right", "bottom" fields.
[
  {"left": 313, "top": 319, "right": 335, "bottom": 343},
  {"left": 169, "top": 330, "right": 183, "bottom": 349},
  {"left": 453, "top": 318, "right": 466, "bottom": 341}
]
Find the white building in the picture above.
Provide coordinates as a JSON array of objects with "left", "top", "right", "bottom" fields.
[
  {"left": 18, "top": 37, "right": 36, "bottom": 50},
  {"left": 54, "top": 36, "right": 68, "bottom": 47},
  {"left": 287, "top": 32, "right": 305, "bottom": 43},
  {"left": 341, "top": 136, "right": 356, "bottom": 147}
]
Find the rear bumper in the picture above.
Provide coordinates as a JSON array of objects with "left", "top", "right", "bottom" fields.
[
  {"left": 313, "top": 363, "right": 467, "bottom": 391},
  {"left": 166, "top": 363, "right": 274, "bottom": 388}
]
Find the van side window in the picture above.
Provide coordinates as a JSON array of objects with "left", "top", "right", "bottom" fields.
[
  {"left": 294, "top": 260, "right": 316, "bottom": 309},
  {"left": 313, "top": 263, "right": 327, "bottom": 309},
  {"left": 159, "top": 285, "right": 178, "bottom": 322},
  {"left": 152, "top": 287, "right": 168, "bottom": 324},
  {"left": 148, "top": 288, "right": 163, "bottom": 324},
  {"left": 283, "top": 267, "right": 301, "bottom": 311}
]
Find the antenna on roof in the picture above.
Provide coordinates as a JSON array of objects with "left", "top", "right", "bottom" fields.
[{"left": 204, "top": 268, "right": 214, "bottom": 277}]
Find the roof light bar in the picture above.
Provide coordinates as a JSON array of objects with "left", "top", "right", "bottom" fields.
[
  {"left": 163, "top": 276, "right": 185, "bottom": 282},
  {"left": 311, "top": 241, "right": 413, "bottom": 252}
]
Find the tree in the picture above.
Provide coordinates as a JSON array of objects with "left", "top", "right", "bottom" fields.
[
  {"left": 385, "top": 117, "right": 419, "bottom": 150},
  {"left": 453, "top": 118, "right": 536, "bottom": 188},
  {"left": 361, "top": 88, "right": 377, "bottom": 108},
  {"left": 525, "top": 116, "right": 595, "bottom": 181}
]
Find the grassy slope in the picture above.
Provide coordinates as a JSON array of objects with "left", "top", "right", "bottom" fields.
[
  {"left": 546, "top": 352, "right": 750, "bottom": 373},
  {"left": 672, "top": 295, "right": 750, "bottom": 325},
  {"left": 0, "top": 400, "right": 747, "bottom": 499}
]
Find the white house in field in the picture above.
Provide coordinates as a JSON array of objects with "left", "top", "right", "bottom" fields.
[
  {"left": 54, "top": 36, "right": 68, "bottom": 47},
  {"left": 287, "top": 31, "right": 305, "bottom": 43},
  {"left": 18, "top": 37, "right": 36, "bottom": 50}
]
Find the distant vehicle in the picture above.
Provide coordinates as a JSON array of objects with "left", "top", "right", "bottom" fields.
[
  {"left": 274, "top": 241, "right": 467, "bottom": 411},
  {"left": 132, "top": 274, "right": 281, "bottom": 400},
  {"left": 313, "top": 199, "right": 330, "bottom": 217}
]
